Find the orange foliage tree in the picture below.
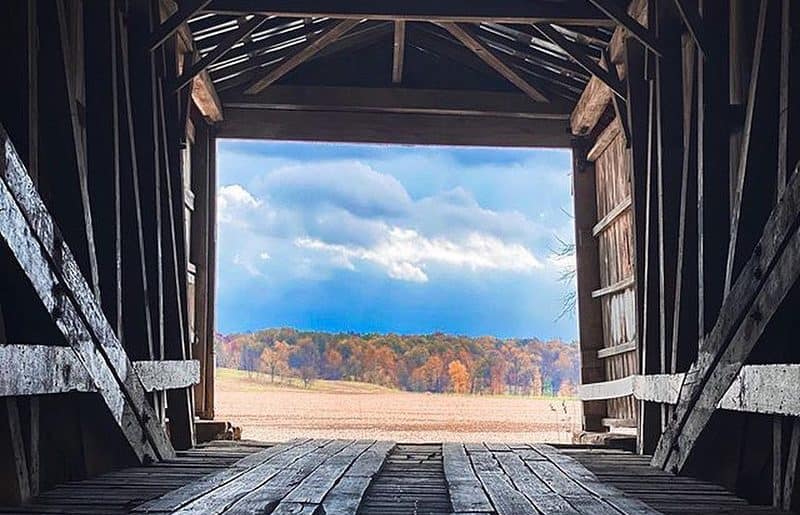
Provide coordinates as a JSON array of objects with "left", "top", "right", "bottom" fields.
[{"left": 448, "top": 360, "right": 470, "bottom": 394}]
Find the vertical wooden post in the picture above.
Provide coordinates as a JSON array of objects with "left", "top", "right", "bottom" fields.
[
  {"left": 572, "top": 138, "right": 606, "bottom": 432},
  {"left": 205, "top": 130, "right": 217, "bottom": 420},
  {"left": 697, "top": 0, "right": 730, "bottom": 348},
  {"left": 191, "top": 119, "right": 213, "bottom": 419},
  {"left": 86, "top": 0, "right": 123, "bottom": 336},
  {"left": 775, "top": 416, "right": 784, "bottom": 507},
  {"left": 27, "top": 0, "right": 38, "bottom": 187}
]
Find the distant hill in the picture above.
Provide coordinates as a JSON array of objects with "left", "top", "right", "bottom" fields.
[{"left": 215, "top": 328, "right": 580, "bottom": 396}]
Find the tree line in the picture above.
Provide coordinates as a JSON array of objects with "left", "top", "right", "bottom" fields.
[{"left": 215, "top": 328, "right": 580, "bottom": 396}]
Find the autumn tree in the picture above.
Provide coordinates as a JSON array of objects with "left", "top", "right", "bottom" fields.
[
  {"left": 259, "top": 340, "right": 290, "bottom": 382},
  {"left": 448, "top": 360, "right": 470, "bottom": 394}
]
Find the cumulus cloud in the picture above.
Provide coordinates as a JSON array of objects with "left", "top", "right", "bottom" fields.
[
  {"left": 259, "top": 161, "right": 412, "bottom": 218},
  {"left": 217, "top": 158, "right": 561, "bottom": 285},
  {"left": 296, "top": 227, "right": 542, "bottom": 283}
]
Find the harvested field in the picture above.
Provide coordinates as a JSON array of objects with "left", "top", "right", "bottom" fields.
[{"left": 215, "top": 368, "right": 582, "bottom": 443}]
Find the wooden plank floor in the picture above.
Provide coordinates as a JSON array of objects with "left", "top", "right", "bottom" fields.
[{"left": 0, "top": 440, "right": 791, "bottom": 514}]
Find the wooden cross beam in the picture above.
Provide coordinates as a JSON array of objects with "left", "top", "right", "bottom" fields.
[
  {"left": 0, "top": 124, "right": 174, "bottom": 463},
  {"left": 439, "top": 22, "right": 549, "bottom": 103},
  {"left": 533, "top": 24, "right": 625, "bottom": 99},
  {"left": 652, "top": 164, "right": 800, "bottom": 472},
  {"left": 585, "top": 0, "right": 664, "bottom": 57},
  {"left": 244, "top": 19, "right": 361, "bottom": 94},
  {"left": 392, "top": 20, "right": 406, "bottom": 84},
  {"left": 174, "top": 15, "right": 269, "bottom": 91},
  {"left": 148, "top": 0, "right": 212, "bottom": 52}
]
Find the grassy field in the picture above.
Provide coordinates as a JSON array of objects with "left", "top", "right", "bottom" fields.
[{"left": 215, "top": 368, "right": 582, "bottom": 443}]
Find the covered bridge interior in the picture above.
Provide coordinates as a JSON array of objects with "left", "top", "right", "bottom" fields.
[{"left": 0, "top": 0, "right": 799, "bottom": 513}]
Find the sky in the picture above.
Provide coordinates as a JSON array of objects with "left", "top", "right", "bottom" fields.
[{"left": 215, "top": 140, "right": 577, "bottom": 340}]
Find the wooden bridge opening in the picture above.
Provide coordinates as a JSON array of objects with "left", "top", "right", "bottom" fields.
[{"left": 1, "top": 0, "right": 799, "bottom": 513}]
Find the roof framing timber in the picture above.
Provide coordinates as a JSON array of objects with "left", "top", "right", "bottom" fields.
[
  {"left": 440, "top": 22, "right": 549, "bottom": 103},
  {"left": 222, "top": 85, "right": 572, "bottom": 119},
  {"left": 244, "top": 18, "right": 361, "bottom": 94},
  {"left": 392, "top": 20, "right": 406, "bottom": 83},
  {"left": 586, "top": 0, "right": 664, "bottom": 56},
  {"left": 202, "top": 0, "right": 615, "bottom": 26},
  {"left": 175, "top": 14, "right": 269, "bottom": 91},
  {"left": 533, "top": 24, "right": 625, "bottom": 99},
  {"left": 149, "top": 0, "right": 212, "bottom": 52}
]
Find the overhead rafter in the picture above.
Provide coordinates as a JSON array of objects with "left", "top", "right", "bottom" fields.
[
  {"left": 174, "top": 14, "right": 269, "bottom": 91},
  {"left": 474, "top": 25, "right": 590, "bottom": 80},
  {"left": 392, "top": 20, "right": 406, "bottom": 83},
  {"left": 586, "top": 0, "right": 664, "bottom": 56},
  {"left": 244, "top": 19, "right": 361, "bottom": 94},
  {"left": 149, "top": 0, "right": 212, "bottom": 52},
  {"left": 411, "top": 24, "right": 584, "bottom": 100},
  {"left": 533, "top": 24, "right": 625, "bottom": 99},
  {"left": 439, "top": 22, "right": 549, "bottom": 103},
  {"left": 214, "top": 21, "right": 392, "bottom": 92},
  {"left": 203, "top": 0, "right": 614, "bottom": 26}
]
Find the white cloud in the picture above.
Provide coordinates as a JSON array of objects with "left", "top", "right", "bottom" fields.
[
  {"left": 295, "top": 226, "right": 542, "bottom": 283},
  {"left": 218, "top": 160, "right": 562, "bottom": 285}
]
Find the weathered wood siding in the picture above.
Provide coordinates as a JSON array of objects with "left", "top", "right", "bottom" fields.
[{"left": 591, "top": 127, "right": 638, "bottom": 424}]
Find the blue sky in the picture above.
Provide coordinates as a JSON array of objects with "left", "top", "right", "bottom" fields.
[{"left": 215, "top": 140, "right": 577, "bottom": 340}]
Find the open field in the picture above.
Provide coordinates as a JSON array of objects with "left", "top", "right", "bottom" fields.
[{"left": 215, "top": 368, "right": 582, "bottom": 443}]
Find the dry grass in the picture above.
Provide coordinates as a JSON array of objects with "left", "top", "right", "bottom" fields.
[{"left": 215, "top": 368, "right": 582, "bottom": 443}]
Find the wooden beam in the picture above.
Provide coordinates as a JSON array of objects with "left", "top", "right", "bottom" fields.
[
  {"left": 244, "top": 19, "right": 360, "bottom": 94},
  {"left": 174, "top": 15, "right": 269, "bottom": 91},
  {"left": 213, "top": 20, "right": 393, "bottom": 93},
  {"left": 204, "top": 0, "right": 614, "bottom": 25},
  {"left": 56, "top": 0, "right": 101, "bottom": 302},
  {"left": 3, "top": 399, "right": 30, "bottom": 504},
  {"left": 777, "top": 0, "right": 791, "bottom": 198},
  {"left": 26, "top": 0, "right": 38, "bottom": 186},
  {"left": 149, "top": 0, "right": 212, "bottom": 52},
  {"left": 0, "top": 346, "right": 96, "bottom": 396},
  {"left": 783, "top": 418, "right": 800, "bottom": 510},
  {"left": 0, "top": 123, "right": 174, "bottom": 462},
  {"left": 724, "top": 0, "right": 769, "bottom": 295},
  {"left": 581, "top": 367, "right": 800, "bottom": 417},
  {"left": 218, "top": 107, "right": 571, "bottom": 147},
  {"left": 592, "top": 195, "right": 631, "bottom": 236},
  {"left": 533, "top": 24, "right": 625, "bottom": 99},
  {"left": 0, "top": 344, "right": 199, "bottom": 396},
  {"left": 570, "top": 76, "right": 612, "bottom": 135},
  {"left": 221, "top": 85, "right": 572, "bottom": 119},
  {"left": 578, "top": 376, "right": 634, "bottom": 401},
  {"left": 597, "top": 340, "right": 637, "bottom": 359},
  {"left": 672, "top": 0, "right": 708, "bottom": 57},
  {"left": 587, "top": 117, "right": 621, "bottom": 161},
  {"left": 655, "top": 202, "right": 800, "bottom": 471},
  {"left": 774, "top": 416, "right": 783, "bottom": 508},
  {"left": 440, "top": 22, "right": 548, "bottom": 103},
  {"left": 392, "top": 20, "right": 405, "bottom": 83},
  {"left": 591, "top": 276, "right": 635, "bottom": 298},
  {"left": 586, "top": 0, "right": 664, "bottom": 57},
  {"left": 571, "top": 141, "right": 606, "bottom": 431},
  {"left": 133, "top": 360, "right": 201, "bottom": 392}
]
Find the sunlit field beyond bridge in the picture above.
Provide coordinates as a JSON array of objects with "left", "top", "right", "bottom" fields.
[{"left": 215, "top": 368, "right": 582, "bottom": 443}]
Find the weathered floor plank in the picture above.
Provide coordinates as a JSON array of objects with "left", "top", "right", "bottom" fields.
[
  {"left": 0, "top": 440, "right": 788, "bottom": 515},
  {"left": 442, "top": 442, "right": 494, "bottom": 513}
]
